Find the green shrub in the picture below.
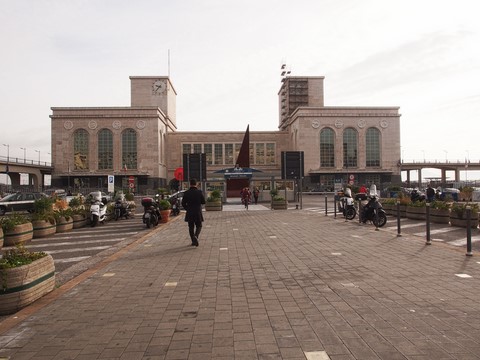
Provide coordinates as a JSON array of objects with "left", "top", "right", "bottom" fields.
[
  {"left": 451, "top": 202, "right": 478, "bottom": 219},
  {"left": 158, "top": 199, "right": 171, "bottom": 210},
  {"left": 1, "top": 213, "right": 31, "bottom": 233},
  {"left": 0, "top": 244, "right": 47, "bottom": 270}
]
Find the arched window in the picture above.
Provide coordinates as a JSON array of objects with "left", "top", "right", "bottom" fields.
[
  {"left": 320, "top": 128, "right": 335, "bottom": 167},
  {"left": 98, "top": 129, "right": 113, "bottom": 170},
  {"left": 366, "top": 127, "right": 381, "bottom": 167},
  {"left": 73, "top": 129, "right": 89, "bottom": 170},
  {"left": 343, "top": 128, "right": 358, "bottom": 167},
  {"left": 122, "top": 128, "right": 137, "bottom": 170}
]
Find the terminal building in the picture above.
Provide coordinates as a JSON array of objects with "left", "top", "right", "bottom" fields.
[{"left": 50, "top": 75, "right": 401, "bottom": 198}]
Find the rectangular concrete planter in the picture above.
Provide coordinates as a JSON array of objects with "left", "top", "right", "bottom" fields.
[
  {"left": 271, "top": 200, "right": 288, "bottom": 210},
  {"left": 205, "top": 201, "right": 222, "bottom": 211},
  {"left": 0, "top": 254, "right": 55, "bottom": 315}
]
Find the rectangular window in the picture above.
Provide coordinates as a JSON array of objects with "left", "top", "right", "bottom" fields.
[
  {"left": 214, "top": 144, "right": 223, "bottom": 165},
  {"left": 266, "top": 143, "right": 275, "bottom": 165},
  {"left": 182, "top": 144, "right": 191, "bottom": 155},
  {"left": 249, "top": 144, "right": 254, "bottom": 165},
  {"left": 193, "top": 144, "right": 202, "bottom": 154},
  {"left": 225, "top": 144, "right": 234, "bottom": 165},
  {"left": 204, "top": 144, "right": 213, "bottom": 165},
  {"left": 256, "top": 143, "right": 265, "bottom": 165}
]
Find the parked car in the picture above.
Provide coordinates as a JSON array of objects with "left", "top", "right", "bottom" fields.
[
  {"left": 0, "top": 192, "right": 47, "bottom": 216},
  {"left": 87, "top": 191, "right": 112, "bottom": 204}
]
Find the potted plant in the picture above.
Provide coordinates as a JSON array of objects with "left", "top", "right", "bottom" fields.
[
  {"left": 450, "top": 202, "right": 479, "bottom": 228},
  {"left": 31, "top": 197, "right": 56, "bottom": 238},
  {"left": 429, "top": 200, "right": 451, "bottom": 224},
  {"left": 205, "top": 190, "right": 222, "bottom": 211},
  {"left": 0, "top": 244, "right": 55, "bottom": 315},
  {"left": 406, "top": 199, "right": 427, "bottom": 220},
  {"left": 0, "top": 213, "right": 33, "bottom": 247},
  {"left": 54, "top": 208, "right": 74, "bottom": 233},
  {"left": 158, "top": 199, "right": 171, "bottom": 223},
  {"left": 270, "top": 189, "right": 287, "bottom": 210},
  {"left": 69, "top": 196, "right": 88, "bottom": 228}
]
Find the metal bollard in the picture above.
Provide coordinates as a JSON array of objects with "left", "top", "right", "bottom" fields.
[
  {"left": 334, "top": 197, "right": 337, "bottom": 218},
  {"left": 342, "top": 198, "right": 347, "bottom": 221},
  {"left": 358, "top": 200, "right": 362, "bottom": 224},
  {"left": 466, "top": 206, "right": 473, "bottom": 256},
  {"left": 325, "top": 195, "right": 328, "bottom": 216},
  {"left": 396, "top": 200, "right": 402, "bottom": 237},
  {"left": 425, "top": 203, "right": 431, "bottom": 245},
  {"left": 374, "top": 202, "right": 379, "bottom": 231}
]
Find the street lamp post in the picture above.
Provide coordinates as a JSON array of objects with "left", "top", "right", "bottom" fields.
[
  {"left": 2, "top": 143, "right": 9, "bottom": 162},
  {"left": 3, "top": 144, "right": 10, "bottom": 189},
  {"left": 35, "top": 149, "right": 41, "bottom": 165},
  {"left": 20, "top": 147, "right": 26, "bottom": 162}
]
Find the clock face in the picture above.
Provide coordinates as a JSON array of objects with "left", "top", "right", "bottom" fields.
[{"left": 152, "top": 80, "right": 166, "bottom": 95}]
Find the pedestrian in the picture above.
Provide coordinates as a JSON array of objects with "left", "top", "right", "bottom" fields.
[
  {"left": 426, "top": 184, "right": 435, "bottom": 202},
  {"left": 240, "top": 187, "right": 251, "bottom": 209},
  {"left": 181, "top": 178, "right": 206, "bottom": 247},
  {"left": 253, "top": 187, "right": 259, "bottom": 204}
]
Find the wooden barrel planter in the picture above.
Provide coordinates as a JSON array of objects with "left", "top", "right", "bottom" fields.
[
  {"left": 56, "top": 216, "right": 74, "bottom": 233},
  {"left": 450, "top": 211, "right": 479, "bottom": 228},
  {"left": 72, "top": 214, "right": 87, "bottom": 229},
  {"left": 205, "top": 200, "right": 222, "bottom": 211},
  {"left": 406, "top": 206, "right": 426, "bottom": 220},
  {"left": 271, "top": 200, "right": 288, "bottom": 210},
  {"left": 381, "top": 203, "right": 396, "bottom": 216},
  {"left": 32, "top": 219, "right": 57, "bottom": 238},
  {"left": 4, "top": 222, "right": 34, "bottom": 247},
  {"left": 430, "top": 209, "right": 450, "bottom": 224},
  {"left": 0, "top": 254, "right": 55, "bottom": 315},
  {"left": 160, "top": 209, "right": 171, "bottom": 223}
]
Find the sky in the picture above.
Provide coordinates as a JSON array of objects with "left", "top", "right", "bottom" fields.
[{"left": 1, "top": 0, "right": 480, "bottom": 182}]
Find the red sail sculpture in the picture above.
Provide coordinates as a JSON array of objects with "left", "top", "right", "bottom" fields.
[{"left": 235, "top": 125, "right": 250, "bottom": 168}]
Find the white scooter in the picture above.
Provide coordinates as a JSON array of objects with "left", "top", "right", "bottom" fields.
[{"left": 90, "top": 191, "right": 107, "bottom": 227}]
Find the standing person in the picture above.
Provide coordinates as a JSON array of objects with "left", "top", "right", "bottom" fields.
[
  {"left": 181, "top": 178, "right": 206, "bottom": 247},
  {"left": 253, "top": 187, "right": 259, "bottom": 205},
  {"left": 426, "top": 184, "right": 435, "bottom": 202}
]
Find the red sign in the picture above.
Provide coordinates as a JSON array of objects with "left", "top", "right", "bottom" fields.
[
  {"left": 128, "top": 176, "right": 134, "bottom": 183},
  {"left": 174, "top": 167, "right": 184, "bottom": 181}
]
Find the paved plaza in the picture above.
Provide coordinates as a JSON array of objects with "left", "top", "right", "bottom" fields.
[{"left": 1, "top": 208, "right": 480, "bottom": 359}]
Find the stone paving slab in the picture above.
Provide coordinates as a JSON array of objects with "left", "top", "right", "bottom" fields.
[{"left": 1, "top": 209, "right": 480, "bottom": 359}]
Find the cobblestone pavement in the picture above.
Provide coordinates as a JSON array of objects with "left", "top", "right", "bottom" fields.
[{"left": 1, "top": 208, "right": 480, "bottom": 359}]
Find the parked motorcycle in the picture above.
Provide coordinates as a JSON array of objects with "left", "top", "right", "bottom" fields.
[
  {"left": 361, "top": 194, "right": 387, "bottom": 227},
  {"left": 170, "top": 196, "right": 181, "bottom": 216},
  {"left": 141, "top": 197, "right": 161, "bottom": 228},
  {"left": 338, "top": 188, "right": 356, "bottom": 220},
  {"left": 410, "top": 189, "right": 426, "bottom": 203},
  {"left": 114, "top": 198, "right": 132, "bottom": 220},
  {"left": 90, "top": 191, "right": 107, "bottom": 227}
]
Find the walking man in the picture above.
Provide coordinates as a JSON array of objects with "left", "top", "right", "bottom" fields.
[{"left": 181, "top": 178, "right": 206, "bottom": 246}]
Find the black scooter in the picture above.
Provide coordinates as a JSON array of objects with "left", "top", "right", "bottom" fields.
[
  {"left": 114, "top": 198, "right": 132, "bottom": 220},
  {"left": 361, "top": 195, "right": 387, "bottom": 227}
]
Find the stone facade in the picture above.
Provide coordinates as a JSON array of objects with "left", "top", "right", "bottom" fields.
[{"left": 50, "top": 75, "right": 401, "bottom": 193}]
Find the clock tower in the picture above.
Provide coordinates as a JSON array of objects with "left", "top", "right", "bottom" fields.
[{"left": 129, "top": 76, "right": 177, "bottom": 127}]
